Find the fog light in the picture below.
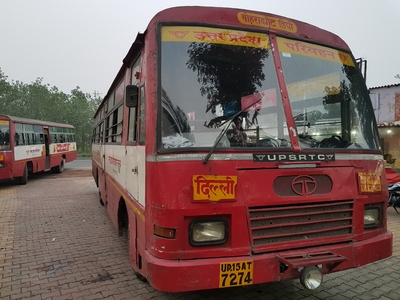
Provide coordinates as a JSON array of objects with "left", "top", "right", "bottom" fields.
[{"left": 300, "top": 266, "right": 322, "bottom": 290}]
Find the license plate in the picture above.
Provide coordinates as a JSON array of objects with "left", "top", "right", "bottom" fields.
[{"left": 219, "top": 260, "right": 253, "bottom": 288}]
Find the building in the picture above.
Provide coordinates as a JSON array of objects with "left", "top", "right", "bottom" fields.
[{"left": 369, "top": 83, "right": 400, "bottom": 167}]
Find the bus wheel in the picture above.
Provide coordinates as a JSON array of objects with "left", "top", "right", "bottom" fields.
[
  {"left": 52, "top": 158, "right": 65, "bottom": 173},
  {"left": 134, "top": 271, "right": 146, "bottom": 282},
  {"left": 19, "top": 165, "right": 28, "bottom": 185},
  {"left": 99, "top": 192, "right": 104, "bottom": 206}
]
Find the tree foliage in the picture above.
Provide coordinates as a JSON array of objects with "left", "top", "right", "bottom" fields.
[
  {"left": 0, "top": 68, "right": 101, "bottom": 154},
  {"left": 186, "top": 43, "right": 269, "bottom": 114}
]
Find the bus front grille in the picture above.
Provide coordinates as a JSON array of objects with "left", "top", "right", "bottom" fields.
[{"left": 248, "top": 200, "right": 354, "bottom": 253}]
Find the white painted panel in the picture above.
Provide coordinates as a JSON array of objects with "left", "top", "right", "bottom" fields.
[
  {"left": 14, "top": 145, "right": 44, "bottom": 161},
  {"left": 125, "top": 146, "right": 139, "bottom": 202},
  {"left": 104, "top": 145, "right": 126, "bottom": 185},
  {"left": 125, "top": 146, "right": 146, "bottom": 207}
]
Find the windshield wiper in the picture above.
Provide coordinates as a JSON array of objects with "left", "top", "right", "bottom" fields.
[{"left": 203, "top": 97, "right": 263, "bottom": 164}]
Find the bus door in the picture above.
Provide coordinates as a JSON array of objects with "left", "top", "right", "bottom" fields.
[{"left": 43, "top": 127, "right": 50, "bottom": 169}]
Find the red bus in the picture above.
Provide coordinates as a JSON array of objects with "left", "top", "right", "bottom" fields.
[
  {"left": 0, "top": 115, "right": 77, "bottom": 184},
  {"left": 92, "top": 6, "right": 392, "bottom": 292}
]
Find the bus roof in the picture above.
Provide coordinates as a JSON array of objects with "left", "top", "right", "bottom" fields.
[
  {"left": 147, "top": 6, "right": 349, "bottom": 50},
  {"left": 0, "top": 115, "right": 75, "bottom": 129}
]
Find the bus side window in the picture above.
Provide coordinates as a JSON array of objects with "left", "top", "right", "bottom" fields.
[
  {"left": 139, "top": 85, "right": 146, "bottom": 144},
  {"left": 128, "top": 107, "right": 136, "bottom": 142},
  {"left": 127, "top": 56, "right": 141, "bottom": 143},
  {"left": 4, "top": 132, "right": 9, "bottom": 145},
  {"left": 14, "top": 133, "right": 20, "bottom": 146}
]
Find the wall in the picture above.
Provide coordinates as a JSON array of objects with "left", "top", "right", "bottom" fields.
[
  {"left": 371, "top": 84, "right": 400, "bottom": 169},
  {"left": 370, "top": 84, "right": 400, "bottom": 123}
]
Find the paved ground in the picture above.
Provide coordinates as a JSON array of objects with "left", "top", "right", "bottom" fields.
[{"left": 1, "top": 169, "right": 400, "bottom": 300}]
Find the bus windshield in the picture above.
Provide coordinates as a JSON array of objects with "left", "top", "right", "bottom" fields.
[
  {"left": 160, "top": 26, "right": 379, "bottom": 150},
  {"left": 161, "top": 26, "right": 288, "bottom": 149},
  {"left": 0, "top": 121, "right": 11, "bottom": 151},
  {"left": 278, "top": 37, "right": 380, "bottom": 150}
]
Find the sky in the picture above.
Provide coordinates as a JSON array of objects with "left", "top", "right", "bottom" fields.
[{"left": 0, "top": 0, "right": 399, "bottom": 97}]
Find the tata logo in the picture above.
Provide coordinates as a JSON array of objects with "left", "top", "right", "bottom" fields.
[
  {"left": 253, "top": 153, "right": 335, "bottom": 162},
  {"left": 291, "top": 175, "right": 317, "bottom": 196}
]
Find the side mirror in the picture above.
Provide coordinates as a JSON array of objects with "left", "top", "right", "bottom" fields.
[{"left": 125, "top": 85, "right": 139, "bottom": 107}]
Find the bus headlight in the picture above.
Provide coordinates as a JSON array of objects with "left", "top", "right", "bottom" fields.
[
  {"left": 0, "top": 162, "right": 3, "bottom": 168},
  {"left": 364, "top": 206, "right": 380, "bottom": 228},
  {"left": 189, "top": 219, "right": 228, "bottom": 246}
]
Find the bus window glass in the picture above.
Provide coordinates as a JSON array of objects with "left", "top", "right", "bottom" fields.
[
  {"left": 112, "top": 109, "right": 118, "bottom": 142},
  {"left": 139, "top": 86, "right": 146, "bottom": 144},
  {"left": 98, "top": 122, "right": 103, "bottom": 143},
  {"left": 31, "top": 133, "right": 37, "bottom": 145},
  {"left": 108, "top": 93, "right": 115, "bottom": 112},
  {"left": 160, "top": 26, "right": 287, "bottom": 149},
  {"left": 116, "top": 105, "right": 123, "bottom": 143},
  {"left": 127, "top": 57, "right": 141, "bottom": 143},
  {"left": 128, "top": 108, "right": 136, "bottom": 142},
  {"left": 278, "top": 37, "right": 379, "bottom": 150},
  {"left": 115, "top": 80, "right": 124, "bottom": 105},
  {"left": 105, "top": 115, "right": 111, "bottom": 143},
  {"left": 14, "top": 133, "right": 20, "bottom": 146},
  {"left": 15, "top": 123, "right": 23, "bottom": 131},
  {"left": 0, "top": 120, "right": 11, "bottom": 150}
]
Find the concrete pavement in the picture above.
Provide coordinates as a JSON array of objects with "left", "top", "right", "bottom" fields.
[{"left": 1, "top": 169, "right": 400, "bottom": 300}]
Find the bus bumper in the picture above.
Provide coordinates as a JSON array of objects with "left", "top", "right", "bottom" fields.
[
  {"left": 144, "top": 231, "right": 393, "bottom": 292},
  {"left": 0, "top": 167, "right": 13, "bottom": 180}
]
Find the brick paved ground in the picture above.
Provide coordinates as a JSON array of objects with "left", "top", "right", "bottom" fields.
[{"left": 1, "top": 169, "right": 400, "bottom": 300}]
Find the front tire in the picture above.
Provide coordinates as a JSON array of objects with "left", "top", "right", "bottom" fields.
[{"left": 134, "top": 271, "right": 146, "bottom": 282}]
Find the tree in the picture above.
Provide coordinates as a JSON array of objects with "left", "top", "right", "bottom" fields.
[
  {"left": 0, "top": 68, "right": 101, "bottom": 155},
  {"left": 186, "top": 43, "right": 269, "bottom": 115},
  {"left": 0, "top": 69, "right": 13, "bottom": 114}
]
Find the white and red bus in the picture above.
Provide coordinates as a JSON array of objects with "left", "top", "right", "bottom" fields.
[
  {"left": 0, "top": 115, "right": 77, "bottom": 184},
  {"left": 92, "top": 6, "right": 392, "bottom": 292}
]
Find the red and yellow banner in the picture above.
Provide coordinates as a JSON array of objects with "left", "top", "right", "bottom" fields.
[
  {"left": 277, "top": 37, "right": 354, "bottom": 66},
  {"left": 237, "top": 12, "right": 297, "bottom": 33},
  {"left": 192, "top": 175, "right": 237, "bottom": 201},
  {"left": 162, "top": 26, "right": 270, "bottom": 49}
]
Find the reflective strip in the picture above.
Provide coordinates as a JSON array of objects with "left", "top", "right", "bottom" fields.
[
  {"left": 335, "top": 153, "right": 383, "bottom": 161},
  {"left": 147, "top": 153, "right": 383, "bottom": 162},
  {"left": 278, "top": 164, "right": 316, "bottom": 169}
]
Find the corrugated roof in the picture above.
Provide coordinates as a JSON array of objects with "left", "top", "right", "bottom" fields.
[
  {"left": 369, "top": 83, "right": 400, "bottom": 90},
  {"left": 377, "top": 121, "right": 400, "bottom": 127}
]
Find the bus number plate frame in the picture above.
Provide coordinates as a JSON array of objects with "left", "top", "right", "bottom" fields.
[{"left": 219, "top": 260, "right": 253, "bottom": 288}]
